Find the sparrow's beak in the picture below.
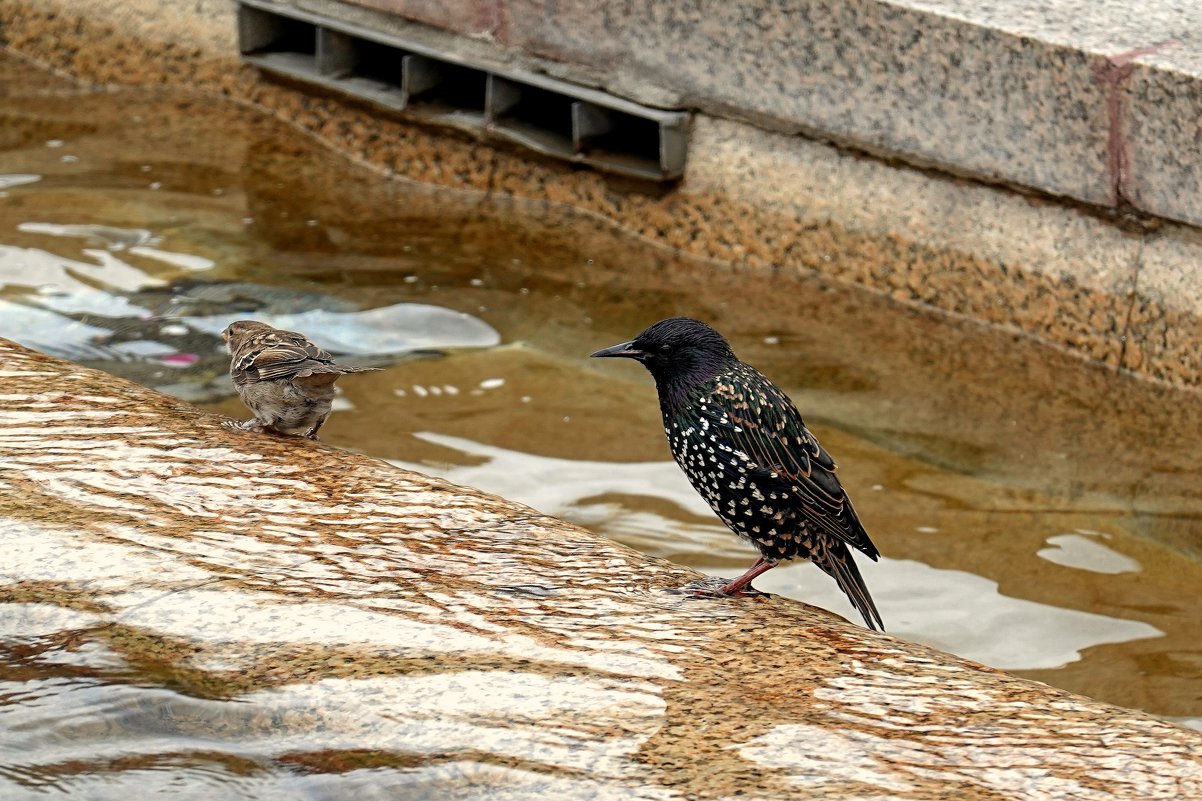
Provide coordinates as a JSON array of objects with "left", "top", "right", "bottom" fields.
[{"left": 590, "top": 340, "right": 645, "bottom": 360}]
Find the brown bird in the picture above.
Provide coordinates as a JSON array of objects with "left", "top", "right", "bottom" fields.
[{"left": 222, "top": 320, "right": 379, "bottom": 440}]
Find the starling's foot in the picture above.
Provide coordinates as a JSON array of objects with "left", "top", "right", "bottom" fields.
[
  {"left": 671, "top": 576, "right": 769, "bottom": 598},
  {"left": 305, "top": 431, "right": 321, "bottom": 441}
]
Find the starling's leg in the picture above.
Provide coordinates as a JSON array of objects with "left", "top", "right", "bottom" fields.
[
  {"left": 675, "top": 556, "right": 776, "bottom": 598},
  {"left": 719, "top": 556, "right": 777, "bottom": 596}
]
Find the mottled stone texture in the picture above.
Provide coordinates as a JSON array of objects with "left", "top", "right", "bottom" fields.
[
  {"left": 684, "top": 116, "right": 1142, "bottom": 371},
  {"left": 347, "top": 0, "right": 1202, "bottom": 227},
  {"left": 1124, "top": 224, "right": 1202, "bottom": 382},
  {"left": 490, "top": 0, "right": 1116, "bottom": 206},
  {"left": 1124, "top": 56, "right": 1202, "bottom": 228},
  {"left": 3, "top": 338, "right": 1202, "bottom": 799},
  {"left": 349, "top": 0, "right": 502, "bottom": 37}
]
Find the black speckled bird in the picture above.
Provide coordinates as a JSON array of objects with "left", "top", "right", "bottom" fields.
[{"left": 591, "top": 317, "right": 883, "bottom": 631}]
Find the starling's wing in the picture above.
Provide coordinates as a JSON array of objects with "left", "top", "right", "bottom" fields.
[
  {"left": 230, "top": 330, "right": 342, "bottom": 385},
  {"left": 707, "top": 366, "right": 880, "bottom": 561}
]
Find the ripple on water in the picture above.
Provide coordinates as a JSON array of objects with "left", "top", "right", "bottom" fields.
[
  {"left": 0, "top": 174, "right": 41, "bottom": 190},
  {"left": 0, "top": 233, "right": 499, "bottom": 403},
  {"left": 1, "top": 764, "right": 678, "bottom": 801},
  {"left": 1037, "top": 531, "right": 1142, "bottom": 574},
  {"left": 182, "top": 305, "right": 499, "bottom": 356}
]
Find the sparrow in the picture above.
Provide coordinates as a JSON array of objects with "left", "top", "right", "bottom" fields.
[
  {"left": 592, "top": 317, "right": 883, "bottom": 630},
  {"left": 222, "top": 320, "right": 379, "bottom": 440}
]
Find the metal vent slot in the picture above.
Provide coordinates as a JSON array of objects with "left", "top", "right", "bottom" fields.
[
  {"left": 488, "top": 77, "right": 576, "bottom": 158},
  {"left": 237, "top": 1, "right": 688, "bottom": 181},
  {"left": 404, "top": 55, "right": 488, "bottom": 124},
  {"left": 318, "top": 31, "right": 406, "bottom": 108},
  {"left": 574, "top": 102, "right": 663, "bottom": 165},
  {"left": 239, "top": 5, "right": 318, "bottom": 74}
]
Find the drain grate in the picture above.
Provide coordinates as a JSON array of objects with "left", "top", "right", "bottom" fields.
[{"left": 237, "top": 1, "right": 688, "bottom": 181}]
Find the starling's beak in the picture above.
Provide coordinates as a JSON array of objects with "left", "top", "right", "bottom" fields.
[{"left": 590, "top": 340, "right": 646, "bottom": 361}]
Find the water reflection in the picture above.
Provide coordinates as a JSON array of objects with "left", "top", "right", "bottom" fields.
[
  {"left": 0, "top": 233, "right": 499, "bottom": 402},
  {"left": 0, "top": 244, "right": 169, "bottom": 292},
  {"left": 182, "top": 305, "right": 498, "bottom": 357},
  {"left": 1037, "top": 532, "right": 1141, "bottom": 574},
  {"left": 4, "top": 671, "right": 668, "bottom": 786},
  {"left": 0, "top": 174, "right": 40, "bottom": 190},
  {"left": 17, "top": 222, "right": 158, "bottom": 251}
]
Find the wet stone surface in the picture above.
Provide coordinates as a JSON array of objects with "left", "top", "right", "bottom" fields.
[{"left": 2, "top": 340, "right": 1202, "bottom": 800}]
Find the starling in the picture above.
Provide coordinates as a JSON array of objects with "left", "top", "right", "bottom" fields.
[
  {"left": 592, "top": 317, "right": 884, "bottom": 631},
  {"left": 222, "top": 320, "right": 379, "bottom": 440}
]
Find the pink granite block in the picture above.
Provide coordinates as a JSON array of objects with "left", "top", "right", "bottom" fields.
[
  {"left": 499, "top": 0, "right": 1116, "bottom": 207},
  {"left": 1123, "top": 46, "right": 1202, "bottom": 228}
]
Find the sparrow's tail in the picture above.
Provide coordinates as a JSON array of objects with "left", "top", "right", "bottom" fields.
[
  {"left": 812, "top": 538, "right": 884, "bottom": 632},
  {"left": 292, "top": 364, "right": 380, "bottom": 385},
  {"left": 332, "top": 364, "right": 383, "bottom": 375}
]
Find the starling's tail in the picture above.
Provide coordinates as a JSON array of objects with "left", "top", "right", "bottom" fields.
[{"left": 813, "top": 538, "right": 884, "bottom": 632}]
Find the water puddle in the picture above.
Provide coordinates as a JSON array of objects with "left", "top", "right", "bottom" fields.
[
  {"left": 1037, "top": 531, "right": 1142, "bottom": 574},
  {"left": 2, "top": 52, "right": 1202, "bottom": 792}
]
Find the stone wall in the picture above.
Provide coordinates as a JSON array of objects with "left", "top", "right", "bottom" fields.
[
  {"left": 4, "top": 0, "right": 1202, "bottom": 389},
  {"left": 352, "top": 0, "right": 1202, "bottom": 228}
]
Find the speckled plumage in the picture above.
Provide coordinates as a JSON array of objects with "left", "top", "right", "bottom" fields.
[
  {"left": 222, "top": 320, "right": 378, "bottom": 440},
  {"left": 592, "top": 317, "right": 883, "bottom": 631}
]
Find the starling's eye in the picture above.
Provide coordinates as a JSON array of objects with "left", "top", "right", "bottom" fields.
[{"left": 659, "top": 343, "right": 671, "bottom": 353}]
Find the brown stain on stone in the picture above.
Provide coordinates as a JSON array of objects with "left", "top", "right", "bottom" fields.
[{"left": 1091, "top": 42, "right": 1180, "bottom": 208}]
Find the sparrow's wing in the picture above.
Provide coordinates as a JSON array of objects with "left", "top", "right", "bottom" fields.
[{"left": 230, "top": 330, "right": 339, "bottom": 384}]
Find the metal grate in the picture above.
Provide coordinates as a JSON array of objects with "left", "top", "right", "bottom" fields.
[{"left": 237, "top": 1, "right": 689, "bottom": 181}]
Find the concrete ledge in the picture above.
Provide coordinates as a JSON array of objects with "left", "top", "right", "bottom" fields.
[
  {"left": 2, "top": 337, "right": 1202, "bottom": 798},
  {"left": 5, "top": 0, "right": 1202, "bottom": 390},
  {"left": 1127, "top": 50, "right": 1202, "bottom": 224},
  {"left": 352, "top": 0, "right": 1202, "bottom": 228}
]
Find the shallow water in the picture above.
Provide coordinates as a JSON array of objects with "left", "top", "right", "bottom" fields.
[{"left": 1, "top": 51, "right": 1201, "bottom": 737}]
